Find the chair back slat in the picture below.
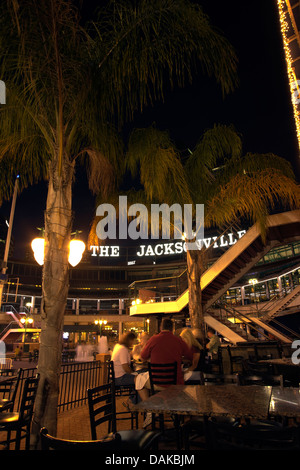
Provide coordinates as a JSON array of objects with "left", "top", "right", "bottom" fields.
[
  {"left": 148, "top": 362, "right": 177, "bottom": 395},
  {"left": 19, "top": 375, "right": 39, "bottom": 423},
  {"left": 87, "top": 383, "right": 116, "bottom": 440}
]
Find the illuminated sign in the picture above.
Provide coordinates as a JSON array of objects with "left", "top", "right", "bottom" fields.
[{"left": 90, "top": 230, "right": 247, "bottom": 258}]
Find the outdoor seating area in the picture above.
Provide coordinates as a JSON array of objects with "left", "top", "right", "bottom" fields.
[
  {"left": 1, "top": 1, "right": 300, "bottom": 456},
  {"left": 0, "top": 340, "right": 299, "bottom": 451}
]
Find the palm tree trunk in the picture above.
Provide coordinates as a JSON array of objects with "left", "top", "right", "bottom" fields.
[
  {"left": 186, "top": 247, "right": 206, "bottom": 347},
  {"left": 31, "top": 158, "right": 74, "bottom": 448}
]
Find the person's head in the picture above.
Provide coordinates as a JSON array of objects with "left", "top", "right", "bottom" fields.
[
  {"left": 119, "top": 331, "right": 136, "bottom": 349},
  {"left": 207, "top": 328, "right": 215, "bottom": 338},
  {"left": 160, "top": 318, "right": 174, "bottom": 332},
  {"left": 140, "top": 331, "right": 150, "bottom": 345},
  {"left": 180, "top": 328, "right": 202, "bottom": 349}
]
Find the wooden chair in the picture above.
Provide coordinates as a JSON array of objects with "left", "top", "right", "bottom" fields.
[
  {"left": 0, "top": 368, "right": 22, "bottom": 412},
  {"left": 40, "top": 427, "right": 121, "bottom": 450},
  {"left": 87, "top": 383, "right": 161, "bottom": 451},
  {"left": 148, "top": 362, "right": 179, "bottom": 445},
  {"left": 0, "top": 375, "right": 39, "bottom": 450},
  {"left": 148, "top": 362, "right": 177, "bottom": 395},
  {"left": 227, "top": 346, "right": 244, "bottom": 374},
  {"left": 108, "top": 360, "right": 138, "bottom": 429},
  {"left": 200, "top": 372, "right": 241, "bottom": 385},
  {"left": 0, "top": 358, "right": 13, "bottom": 370}
]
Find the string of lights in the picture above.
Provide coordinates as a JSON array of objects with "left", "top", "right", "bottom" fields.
[{"left": 277, "top": 0, "right": 300, "bottom": 155}]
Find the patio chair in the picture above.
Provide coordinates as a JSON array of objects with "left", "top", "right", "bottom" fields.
[
  {"left": 0, "top": 368, "right": 22, "bottom": 412},
  {"left": 40, "top": 427, "right": 121, "bottom": 450},
  {"left": 0, "top": 375, "right": 40, "bottom": 450},
  {"left": 148, "top": 362, "right": 180, "bottom": 446},
  {"left": 88, "top": 382, "right": 161, "bottom": 451},
  {"left": 108, "top": 360, "right": 138, "bottom": 429}
]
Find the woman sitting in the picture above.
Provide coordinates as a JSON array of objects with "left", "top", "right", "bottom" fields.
[
  {"left": 180, "top": 328, "right": 204, "bottom": 384},
  {"left": 111, "top": 332, "right": 137, "bottom": 387}
]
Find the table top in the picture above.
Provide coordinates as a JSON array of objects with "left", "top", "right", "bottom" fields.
[
  {"left": 269, "top": 387, "right": 300, "bottom": 417},
  {"left": 133, "top": 385, "right": 273, "bottom": 419}
]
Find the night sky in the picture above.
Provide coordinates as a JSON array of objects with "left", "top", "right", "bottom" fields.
[{"left": 0, "top": 0, "right": 299, "bottom": 259}]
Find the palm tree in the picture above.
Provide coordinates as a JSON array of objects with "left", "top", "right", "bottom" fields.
[
  {"left": 0, "top": 0, "right": 238, "bottom": 442},
  {"left": 121, "top": 124, "right": 300, "bottom": 343}
]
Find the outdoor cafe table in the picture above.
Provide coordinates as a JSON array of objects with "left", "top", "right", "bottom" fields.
[
  {"left": 133, "top": 384, "right": 273, "bottom": 420},
  {"left": 269, "top": 387, "right": 300, "bottom": 419}
]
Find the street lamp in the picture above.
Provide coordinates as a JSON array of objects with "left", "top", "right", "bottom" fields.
[
  {"left": 31, "top": 230, "right": 85, "bottom": 267},
  {"left": 94, "top": 319, "right": 107, "bottom": 336},
  {"left": 20, "top": 316, "right": 34, "bottom": 343},
  {"left": 249, "top": 278, "right": 258, "bottom": 303}
]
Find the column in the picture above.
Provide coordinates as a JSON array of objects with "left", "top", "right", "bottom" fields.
[
  {"left": 277, "top": 277, "right": 283, "bottom": 297},
  {"left": 119, "top": 299, "right": 124, "bottom": 315},
  {"left": 76, "top": 298, "right": 80, "bottom": 315},
  {"left": 241, "top": 286, "right": 245, "bottom": 306}
]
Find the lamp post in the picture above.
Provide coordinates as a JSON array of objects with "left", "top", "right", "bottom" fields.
[
  {"left": 94, "top": 319, "right": 107, "bottom": 337},
  {"left": 20, "top": 315, "right": 34, "bottom": 343},
  {"left": 249, "top": 278, "right": 258, "bottom": 303},
  {"left": 0, "top": 175, "right": 19, "bottom": 309}
]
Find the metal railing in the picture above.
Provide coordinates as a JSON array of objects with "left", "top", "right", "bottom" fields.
[
  {"left": 4, "top": 360, "right": 107, "bottom": 414},
  {"left": 214, "top": 301, "right": 300, "bottom": 342},
  {"left": 212, "top": 302, "right": 271, "bottom": 342},
  {"left": 128, "top": 268, "right": 188, "bottom": 305}
]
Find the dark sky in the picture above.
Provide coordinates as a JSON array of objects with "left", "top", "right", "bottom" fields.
[{"left": 1, "top": 0, "right": 299, "bottom": 259}]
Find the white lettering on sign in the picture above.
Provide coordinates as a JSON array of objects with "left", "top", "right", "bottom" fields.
[{"left": 89, "top": 230, "right": 247, "bottom": 258}]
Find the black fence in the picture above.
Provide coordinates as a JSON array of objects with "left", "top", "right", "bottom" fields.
[{"left": 6, "top": 360, "right": 107, "bottom": 413}]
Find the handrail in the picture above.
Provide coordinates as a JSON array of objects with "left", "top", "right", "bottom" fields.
[
  {"left": 218, "top": 301, "right": 299, "bottom": 341},
  {"left": 266, "top": 316, "right": 300, "bottom": 340},
  {"left": 217, "top": 303, "right": 272, "bottom": 342},
  {"left": 128, "top": 268, "right": 187, "bottom": 288},
  {"left": 1, "top": 304, "right": 19, "bottom": 314},
  {"left": 0, "top": 320, "right": 21, "bottom": 340}
]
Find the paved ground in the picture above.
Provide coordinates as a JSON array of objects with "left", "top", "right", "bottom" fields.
[{"left": 1, "top": 361, "right": 182, "bottom": 450}]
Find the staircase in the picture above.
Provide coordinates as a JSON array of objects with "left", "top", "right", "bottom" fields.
[
  {"left": 129, "top": 210, "right": 300, "bottom": 343},
  {"left": 204, "top": 310, "right": 255, "bottom": 343},
  {"left": 261, "top": 285, "right": 300, "bottom": 322}
]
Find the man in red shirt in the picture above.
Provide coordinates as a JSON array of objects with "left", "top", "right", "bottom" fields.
[
  {"left": 137, "top": 318, "right": 193, "bottom": 428},
  {"left": 141, "top": 318, "right": 193, "bottom": 385}
]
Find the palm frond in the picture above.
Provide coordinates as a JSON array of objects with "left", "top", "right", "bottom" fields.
[
  {"left": 185, "top": 124, "right": 243, "bottom": 202},
  {"left": 205, "top": 169, "right": 300, "bottom": 240},
  {"left": 126, "top": 125, "right": 191, "bottom": 204},
  {"left": 87, "top": 0, "right": 238, "bottom": 125}
]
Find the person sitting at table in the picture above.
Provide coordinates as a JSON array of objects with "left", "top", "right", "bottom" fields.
[
  {"left": 206, "top": 327, "right": 221, "bottom": 358},
  {"left": 135, "top": 318, "right": 193, "bottom": 428},
  {"left": 111, "top": 331, "right": 137, "bottom": 387},
  {"left": 132, "top": 331, "right": 150, "bottom": 371},
  {"left": 180, "top": 328, "right": 204, "bottom": 383},
  {"left": 138, "top": 318, "right": 193, "bottom": 398}
]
